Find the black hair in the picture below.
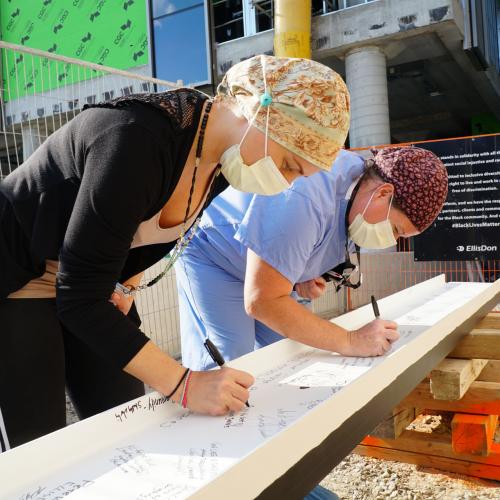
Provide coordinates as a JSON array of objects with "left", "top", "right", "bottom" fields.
[{"left": 360, "top": 161, "right": 403, "bottom": 212}]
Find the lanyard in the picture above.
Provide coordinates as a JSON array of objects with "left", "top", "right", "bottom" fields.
[{"left": 321, "top": 179, "right": 363, "bottom": 292}]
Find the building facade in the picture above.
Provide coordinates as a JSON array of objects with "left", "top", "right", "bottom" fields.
[{"left": 214, "top": 0, "right": 500, "bottom": 147}]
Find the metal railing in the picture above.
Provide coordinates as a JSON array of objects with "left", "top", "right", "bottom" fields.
[{"left": 0, "top": 40, "right": 179, "bottom": 178}]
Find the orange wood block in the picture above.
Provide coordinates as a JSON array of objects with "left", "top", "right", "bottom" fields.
[
  {"left": 355, "top": 443, "right": 500, "bottom": 481},
  {"left": 451, "top": 414, "right": 499, "bottom": 456},
  {"left": 361, "top": 433, "right": 500, "bottom": 466}
]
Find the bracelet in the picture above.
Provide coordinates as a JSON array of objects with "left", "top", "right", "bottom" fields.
[
  {"left": 166, "top": 367, "right": 189, "bottom": 401},
  {"left": 179, "top": 369, "right": 191, "bottom": 408},
  {"left": 181, "top": 371, "right": 193, "bottom": 409}
]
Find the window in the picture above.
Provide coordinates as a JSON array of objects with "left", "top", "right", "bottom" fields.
[
  {"left": 254, "top": 0, "right": 273, "bottom": 33},
  {"left": 68, "top": 99, "right": 79, "bottom": 111},
  {"left": 213, "top": 0, "right": 380, "bottom": 38},
  {"left": 342, "top": 0, "right": 377, "bottom": 8},
  {"left": 213, "top": 0, "right": 272, "bottom": 43},
  {"left": 103, "top": 90, "right": 115, "bottom": 101},
  {"left": 152, "top": 1, "right": 211, "bottom": 86},
  {"left": 213, "top": 0, "right": 244, "bottom": 43},
  {"left": 152, "top": 0, "right": 202, "bottom": 17},
  {"left": 312, "top": 1, "right": 343, "bottom": 16},
  {"left": 121, "top": 86, "right": 133, "bottom": 96}
]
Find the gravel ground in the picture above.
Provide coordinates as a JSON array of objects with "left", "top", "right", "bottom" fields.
[
  {"left": 66, "top": 397, "right": 499, "bottom": 499},
  {"left": 321, "top": 453, "right": 500, "bottom": 500},
  {"left": 321, "top": 412, "right": 500, "bottom": 500}
]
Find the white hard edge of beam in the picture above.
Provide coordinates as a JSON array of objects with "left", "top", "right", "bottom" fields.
[
  {"left": 193, "top": 276, "right": 500, "bottom": 499},
  {"left": 1, "top": 276, "right": 497, "bottom": 498}
]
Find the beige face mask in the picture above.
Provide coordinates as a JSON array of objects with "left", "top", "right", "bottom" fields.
[
  {"left": 348, "top": 190, "right": 397, "bottom": 249},
  {"left": 219, "top": 140, "right": 290, "bottom": 196}
]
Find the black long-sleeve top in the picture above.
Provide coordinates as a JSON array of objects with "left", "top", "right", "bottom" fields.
[{"left": 0, "top": 89, "right": 228, "bottom": 367}]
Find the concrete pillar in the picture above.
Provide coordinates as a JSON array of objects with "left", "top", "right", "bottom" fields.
[
  {"left": 21, "top": 125, "right": 42, "bottom": 161},
  {"left": 345, "top": 45, "right": 391, "bottom": 148}
]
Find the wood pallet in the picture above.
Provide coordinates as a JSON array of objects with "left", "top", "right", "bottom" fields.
[{"left": 355, "top": 312, "right": 500, "bottom": 481}]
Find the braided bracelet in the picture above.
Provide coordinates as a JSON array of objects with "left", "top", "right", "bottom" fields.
[{"left": 166, "top": 367, "right": 189, "bottom": 401}]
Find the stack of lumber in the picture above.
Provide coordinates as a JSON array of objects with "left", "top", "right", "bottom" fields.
[{"left": 355, "top": 312, "right": 500, "bottom": 480}]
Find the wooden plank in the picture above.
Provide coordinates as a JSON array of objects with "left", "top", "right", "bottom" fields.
[
  {"left": 474, "top": 313, "right": 500, "bottom": 330},
  {"left": 400, "top": 381, "right": 500, "bottom": 414},
  {"left": 371, "top": 407, "right": 416, "bottom": 439},
  {"left": 452, "top": 414, "right": 499, "bottom": 456},
  {"left": 477, "top": 359, "right": 500, "bottom": 383},
  {"left": 355, "top": 443, "right": 500, "bottom": 481},
  {"left": 449, "top": 329, "right": 500, "bottom": 359},
  {"left": 362, "top": 431, "right": 500, "bottom": 466},
  {"left": 430, "top": 359, "right": 488, "bottom": 400}
]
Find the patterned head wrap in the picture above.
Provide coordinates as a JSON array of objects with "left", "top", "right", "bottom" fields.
[
  {"left": 217, "top": 55, "right": 350, "bottom": 171},
  {"left": 371, "top": 146, "right": 448, "bottom": 231}
]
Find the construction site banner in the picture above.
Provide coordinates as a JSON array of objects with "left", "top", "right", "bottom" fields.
[
  {"left": 414, "top": 134, "right": 500, "bottom": 261},
  {"left": 0, "top": 0, "right": 149, "bottom": 101}
]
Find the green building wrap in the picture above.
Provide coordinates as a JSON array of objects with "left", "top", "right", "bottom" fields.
[{"left": 0, "top": 0, "right": 149, "bottom": 101}]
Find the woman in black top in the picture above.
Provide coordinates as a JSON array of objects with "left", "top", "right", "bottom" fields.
[{"left": 0, "top": 55, "right": 350, "bottom": 450}]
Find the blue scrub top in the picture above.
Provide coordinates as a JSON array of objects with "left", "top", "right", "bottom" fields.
[{"left": 196, "top": 149, "right": 366, "bottom": 284}]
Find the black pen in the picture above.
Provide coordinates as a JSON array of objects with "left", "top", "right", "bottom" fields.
[
  {"left": 204, "top": 338, "right": 250, "bottom": 407},
  {"left": 371, "top": 295, "right": 380, "bottom": 319}
]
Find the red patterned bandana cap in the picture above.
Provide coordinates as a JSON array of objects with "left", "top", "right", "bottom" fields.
[{"left": 371, "top": 146, "right": 448, "bottom": 232}]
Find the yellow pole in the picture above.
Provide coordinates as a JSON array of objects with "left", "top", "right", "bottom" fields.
[{"left": 274, "top": 0, "right": 312, "bottom": 59}]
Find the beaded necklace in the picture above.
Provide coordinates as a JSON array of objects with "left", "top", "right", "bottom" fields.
[{"left": 119, "top": 100, "right": 220, "bottom": 295}]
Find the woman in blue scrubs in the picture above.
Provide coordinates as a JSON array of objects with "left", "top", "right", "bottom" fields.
[
  {"left": 175, "top": 147, "right": 448, "bottom": 369},
  {"left": 175, "top": 146, "right": 448, "bottom": 500}
]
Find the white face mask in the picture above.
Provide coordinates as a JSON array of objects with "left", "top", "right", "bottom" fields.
[
  {"left": 348, "top": 189, "right": 397, "bottom": 249},
  {"left": 219, "top": 55, "right": 291, "bottom": 196},
  {"left": 219, "top": 143, "right": 290, "bottom": 195}
]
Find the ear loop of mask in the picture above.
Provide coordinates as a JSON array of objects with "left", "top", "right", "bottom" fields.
[
  {"left": 361, "top": 189, "right": 377, "bottom": 217},
  {"left": 262, "top": 55, "right": 270, "bottom": 157},
  {"left": 361, "top": 187, "right": 394, "bottom": 219},
  {"left": 237, "top": 55, "right": 270, "bottom": 157},
  {"left": 386, "top": 193, "right": 394, "bottom": 219}
]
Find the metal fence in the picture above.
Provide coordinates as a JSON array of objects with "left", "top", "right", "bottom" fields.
[
  {"left": 0, "top": 41, "right": 184, "bottom": 355},
  {"left": 347, "top": 247, "right": 499, "bottom": 313},
  {"left": 0, "top": 40, "right": 179, "bottom": 177}
]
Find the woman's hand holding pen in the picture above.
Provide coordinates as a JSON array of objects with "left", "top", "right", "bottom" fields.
[
  {"left": 342, "top": 319, "right": 399, "bottom": 357},
  {"left": 186, "top": 369, "right": 254, "bottom": 415},
  {"left": 125, "top": 342, "right": 254, "bottom": 416},
  {"left": 339, "top": 296, "right": 399, "bottom": 357}
]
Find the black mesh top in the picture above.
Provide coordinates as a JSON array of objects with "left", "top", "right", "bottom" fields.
[
  {"left": 83, "top": 87, "right": 207, "bottom": 131},
  {"left": 0, "top": 88, "right": 228, "bottom": 367}
]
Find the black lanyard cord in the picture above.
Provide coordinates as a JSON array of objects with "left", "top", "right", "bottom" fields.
[{"left": 320, "top": 178, "right": 363, "bottom": 291}]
